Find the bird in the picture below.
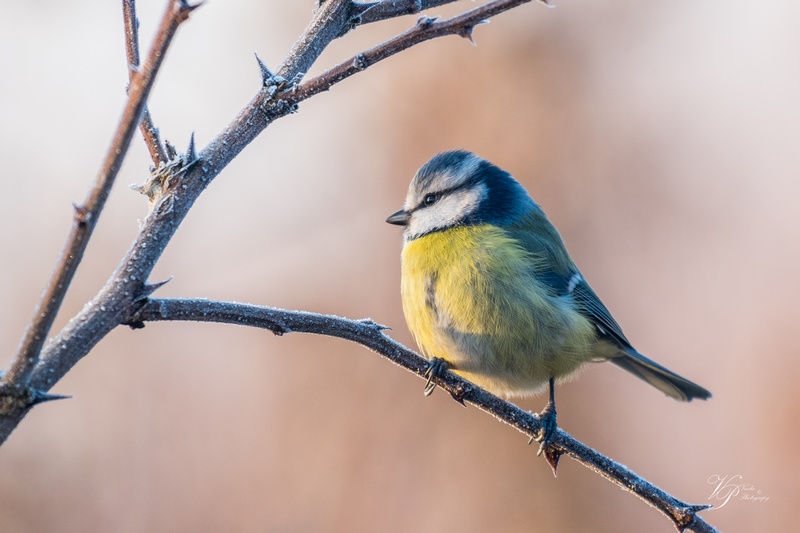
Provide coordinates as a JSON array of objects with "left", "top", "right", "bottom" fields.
[{"left": 386, "top": 150, "right": 711, "bottom": 454}]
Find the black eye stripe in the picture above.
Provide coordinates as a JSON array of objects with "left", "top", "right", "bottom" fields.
[{"left": 415, "top": 181, "right": 473, "bottom": 210}]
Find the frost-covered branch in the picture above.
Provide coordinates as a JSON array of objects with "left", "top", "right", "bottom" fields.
[{"left": 132, "top": 297, "right": 717, "bottom": 533}]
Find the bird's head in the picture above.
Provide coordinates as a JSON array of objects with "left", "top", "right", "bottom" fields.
[{"left": 386, "top": 150, "right": 536, "bottom": 241}]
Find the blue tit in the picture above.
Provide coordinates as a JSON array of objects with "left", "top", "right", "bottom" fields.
[{"left": 386, "top": 150, "right": 710, "bottom": 451}]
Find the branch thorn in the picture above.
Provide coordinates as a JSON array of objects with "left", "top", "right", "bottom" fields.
[
  {"left": 185, "top": 131, "right": 198, "bottom": 165},
  {"left": 459, "top": 26, "right": 477, "bottom": 46},
  {"left": 176, "top": 0, "right": 204, "bottom": 23},
  {"left": 416, "top": 15, "right": 439, "bottom": 29},
  {"left": 526, "top": 432, "right": 562, "bottom": 476},
  {"left": 0, "top": 383, "right": 71, "bottom": 415},
  {"left": 543, "top": 445, "right": 563, "bottom": 477},
  {"left": 30, "top": 390, "right": 72, "bottom": 406},
  {"left": 135, "top": 277, "right": 173, "bottom": 302},
  {"left": 685, "top": 504, "right": 713, "bottom": 513},
  {"left": 124, "top": 278, "right": 172, "bottom": 329},
  {"left": 459, "top": 19, "right": 489, "bottom": 46},
  {"left": 255, "top": 52, "right": 277, "bottom": 87}
]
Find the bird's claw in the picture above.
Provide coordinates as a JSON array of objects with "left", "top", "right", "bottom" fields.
[
  {"left": 423, "top": 357, "right": 449, "bottom": 396},
  {"left": 527, "top": 398, "right": 561, "bottom": 476},
  {"left": 534, "top": 401, "right": 557, "bottom": 457}
]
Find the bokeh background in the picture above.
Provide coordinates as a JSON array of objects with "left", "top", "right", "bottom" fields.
[{"left": 1, "top": 0, "right": 796, "bottom": 531}]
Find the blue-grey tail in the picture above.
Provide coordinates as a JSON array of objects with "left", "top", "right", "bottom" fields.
[{"left": 611, "top": 349, "right": 711, "bottom": 402}]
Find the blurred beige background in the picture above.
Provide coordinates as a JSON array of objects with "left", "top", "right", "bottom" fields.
[{"left": 1, "top": 0, "right": 797, "bottom": 531}]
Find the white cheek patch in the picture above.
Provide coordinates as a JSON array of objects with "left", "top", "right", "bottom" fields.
[
  {"left": 432, "top": 186, "right": 485, "bottom": 224},
  {"left": 406, "top": 183, "right": 487, "bottom": 239}
]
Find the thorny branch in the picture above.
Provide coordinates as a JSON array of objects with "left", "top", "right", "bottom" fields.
[
  {"left": 134, "top": 298, "right": 717, "bottom": 533},
  {"left": 0, "top": 1, "right": 717, "bottom": 531}
]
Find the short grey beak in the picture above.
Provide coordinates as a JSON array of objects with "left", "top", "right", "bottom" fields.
[{"left": 386, "top": 209, "right": 410, "bottom": 226}]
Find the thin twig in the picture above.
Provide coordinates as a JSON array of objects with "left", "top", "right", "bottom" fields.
[
  {"left": 133, "top": 298, "right": 718, "bottom": 533},
  {"left": 0, "top": 0, "right": 198, "bottom": 398},
  {"left": 358, "top": 0, "right": 549, "bottom": 26},
  {"left": 123, "top": 0, "right": 169, "bottom": 166},
  {"left": 291, "top": 0, "right": 534, "bottom": 103}
]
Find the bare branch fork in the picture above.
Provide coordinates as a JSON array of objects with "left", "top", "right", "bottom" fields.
[{"left": 0, "top": 1, "right": 717, "bottom": 531}]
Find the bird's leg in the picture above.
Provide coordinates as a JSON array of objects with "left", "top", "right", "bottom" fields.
[
  {"left": 535, "top": 377, "right": 558, "bottom": 456},
  {"left": 423, "top": 357, "right": 449, "bottom": 396}
]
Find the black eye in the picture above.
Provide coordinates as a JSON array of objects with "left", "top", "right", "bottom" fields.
[{"left": 423, "top": 193, "right": 438, "bottom": 207}]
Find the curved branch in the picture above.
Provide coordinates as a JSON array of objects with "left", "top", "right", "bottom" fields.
[{"left": 134, "top": 297, "right": 718, "bottom": 533}]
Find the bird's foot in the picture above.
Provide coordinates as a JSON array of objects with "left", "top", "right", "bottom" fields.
[
  {"left": 534, "top": 399, "right": 557, "bottom": 456},
  {"left": 423, "top": 357, "right": 449, "bottom": 397},
  {"left": 527, "top": 398, "right": 562, "bottom": 476}
]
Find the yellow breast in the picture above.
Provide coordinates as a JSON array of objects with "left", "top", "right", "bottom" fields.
[{"left": 400, "top": 224, "right": 597, "bottom": 397}]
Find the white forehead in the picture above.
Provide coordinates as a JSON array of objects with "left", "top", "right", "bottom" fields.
[{"left": 404, "top": 152, "right": 483, "bottom": 209}]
